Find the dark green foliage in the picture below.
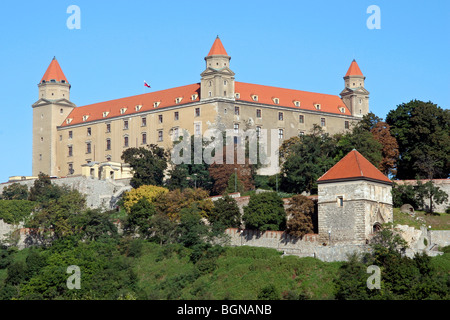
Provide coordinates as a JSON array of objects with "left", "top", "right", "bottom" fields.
[
  {"left": 242, "top": 192, "right": 286, "bottom": 231},
  {"left": 176, "top": 204, "right": 209, "bottom": 248},
  {"left": 125, "top": 197, "right": 156, "bottom": 238},
  {"left": 2, "top": 183, "right": 29, "bottom": 200},
  {"left": 257, "top": 284, "right": 280, "bottom": 300},
  {"left": 0, "top": 200, "right": 36, "bottom": 224},
  {"left": 391, "top": 183, "right": 421, "bottom": 208},
  {"left": 208, "top": 195, "right": 241, "bottom": 230},
  {"left": 415, "top": 180, "right": 449, "bottom": 214},
  {"left": 386, "top": 100, "right": 450, "bottom": 179},
  {"left": 28, "top": 173, "right": 63, "bottom": 203},
  {"left": 121, "top": 144, "right": 169, "bottom": 188}
]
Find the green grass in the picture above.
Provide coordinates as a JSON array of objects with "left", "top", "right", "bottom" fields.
[
  {"left": 133, "top": 243, "right": 342, "bottom": 300},
  {"left": 393, "top": 208, "right": 450, "bottom": 230}
]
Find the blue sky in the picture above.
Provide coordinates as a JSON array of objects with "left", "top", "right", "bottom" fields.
[{"left": 0, "top": 0, "right": 449, "bottom": 183}]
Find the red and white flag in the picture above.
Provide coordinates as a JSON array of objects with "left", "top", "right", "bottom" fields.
[{"left": 144, "top": 80, "right": 151, "bottom": 88}]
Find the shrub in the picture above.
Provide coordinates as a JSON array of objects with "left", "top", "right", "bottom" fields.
[
  {"left": 122, "top": 185, "right": 168, "bottom": 214},
  {"left": 242, "top": 192, "right": 286, "bottom": 231}
]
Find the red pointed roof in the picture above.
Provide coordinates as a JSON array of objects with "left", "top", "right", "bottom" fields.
[
  {"left": 41, "top": 57, "right": 68, "bottom": 83},
  {"left": 207, "top": 36, "right": 228, "bottom": 56},
  {"left": 317, "top": 150, "right": 391, "bottom": 184},
  {"left": 344, "top": 59, "right": 363, "bottom": 77}
]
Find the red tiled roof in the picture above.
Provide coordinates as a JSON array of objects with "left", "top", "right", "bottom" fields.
[
  {"left": 207, "top": 36, "right": 228, "bottom": 56},
  {"left": 41, "top": 57, "right": 68, "bottom": 83},
  {"left": 317, "top": 150, "right": 391, "bottom": 184},
  {"left": 60, "top": 83, "right": 201, "bottom": 127},
  {"left": 235, "top": 82, "right": 350, "bottom": 115},
  {"left": 345, "top": 59, "right": 363, "bottom": 77}
]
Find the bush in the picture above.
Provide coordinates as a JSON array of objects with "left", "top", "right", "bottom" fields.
[
  {"left": 0, "top": 200, "right": 36, "bottom": 224},
  {"left": 122, "top": 185, "right": 168, "bottom": 214},
  {"left": 242, "top": 192, "right": 286, "bottom": 231}
]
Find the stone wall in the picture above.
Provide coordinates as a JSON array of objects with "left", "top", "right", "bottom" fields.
[{"left": 0, "top": 176, "right": 131, "bottom": 210}]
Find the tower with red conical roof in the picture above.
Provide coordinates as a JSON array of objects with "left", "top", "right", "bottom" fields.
[
  {"left": 317, "top": 149, "right": 393, "bottom": 244},
  {"left": 32, "top": 57, "right": 76, "bottom": 176},
  {"left": 200, "top": 36, "right": 235, "bottom": 101},
  {"left": 340, "top": 59, "right": 370, "bottom": 117}
]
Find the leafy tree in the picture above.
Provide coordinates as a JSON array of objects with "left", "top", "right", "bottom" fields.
[
  {"left": 370, "top": 122, "right": 399, "bottom": 176},
  {"left": 122, "top": 185, "right": 168, "bottom": 214},
  {"left": 121, "top": 144, "right": 169, "bottom": 188},
  {"left": 77, "top": 208, "right": 118, "bottom": 241},
  {"left": 28, "top": 173, "right": 62, "bottom": 203},
  {"left": 0, "top": 200, "right": 37, "bottom": 224},
  {"left": 208, "top": 195, "right": 241, "bottom": 230},
  {"left": 2, "top": 183, "right": 29, "bottom": 200},
  {"left": 225, "top": 172, "right": 244, "bottom": 194},
  {"left": 124, "top": 197, "right": 156, "bottom": 238},
  {"left": 334, "top": 254, "right": 373, "bottom": 300},
  {"left": 386, "top": 100, "right": 450, "bottom": 179},
  {"left": 391, "top": 182, "right": 421, "bottom": 209},
  {"left": 242, "top": 192, "right": 286, "bottom": 231},
  {"left": 280, "top": 125, "right": 336, "bottom": 194},
  {"left": 208, "top": 145, "right": 255, "bottom": 196},
  {"left": 285, "top": 195, "right": 316, "bottom": 238},
  {"left": 148, "top": 213, "right": 178, "bottom": 245},
  {"left": 415, "top": 180, "right": 449, "bottom": 214},
  {"left": 176, "top": 204, "right": 210, "bottom": 248},
  {"left": 358, "top": 112, "right": 383, "bottom": 132}
]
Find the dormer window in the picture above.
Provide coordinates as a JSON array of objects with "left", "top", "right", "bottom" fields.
[
  {"left": 252, "top": 95, "right": 258, "bottom": 102},
  {"left": 235, "top": 93, "right": 240, "bottom": 99},
  {"left": 120, "top": 108, "right": 127, "bottom": 114},
  {"left": 61, "top": 80, "right": 66, "bottom": 83},
  {"left": 315, "top": 104, "right": 321, "bottom": 110},
  {"left": 339, "top": 107, "right": 346, "bottom": 113},
  {"left": 175, "top": 97, "right": 183, "bottom": 104},
  {"left": 50, "top": 79, "right": 56, "bottom": 83},
  {"left": 191, "top": 94, "right": 198, "bottom": 101},
  {"left": 82, "top": 115, "right": 89, "bottom": 121},
  {"left": 294, "top": 101, "right": 301, "bottom": 107},
  {"left": 135, "top": 105, "right": 142, "bottom": 111},
  {"left": 102, "top": 111, "right": 109, "bottom": 118},
  {"left": 153, "top": 101, "right": 160, "bottom": 108},
  {"left": 273, "top": 98, "right": 279, "bottom": 104}
]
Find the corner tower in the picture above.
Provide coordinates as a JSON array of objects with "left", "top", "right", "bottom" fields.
[
  {"left": 32, "top": 57, "right": 76, "bottom": 177},
  {"left": 200, "top": 36, "right": 235, "bottom": 100},
  {"left": 340, "top": 60, "right": 370, "bottom": 117}
]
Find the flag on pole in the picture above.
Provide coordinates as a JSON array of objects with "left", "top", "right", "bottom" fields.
[{"left": 144, "top": 80, "right": 151, "bottom": 88}]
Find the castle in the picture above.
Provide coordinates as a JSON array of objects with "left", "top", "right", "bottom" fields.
[{"left": 32, "top": 36, "right": 369, "bottom": 178}]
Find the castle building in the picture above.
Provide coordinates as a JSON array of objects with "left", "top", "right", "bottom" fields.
[
  {"left": 32, "top": 37, "right": 369, "bottom": 178},
  {"left": 317, "top": 150, "right": 393, "bottom": 244}
]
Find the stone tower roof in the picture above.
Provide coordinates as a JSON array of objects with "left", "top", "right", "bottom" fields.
[
  {"left": 344, "top": 59, "right": 363, "bottom": 77},
  {"left": 207, "top": 36, "right": 228, "bottom": 56},
  {"left": 40, "top": 57, "right": 68, "bottom": 84},
  {"left": 317, "top": 149, "right": 391, "bottom": 184}
]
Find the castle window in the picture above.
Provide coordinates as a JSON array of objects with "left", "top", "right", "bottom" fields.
[
  {"left": 68, "top": 163, "right": 74, "bottom": 175},
  {"left": 256, "top": 126, "right": 261, "bottom": 137},
  {"left": 345, "top": 121, "right": 349, "bottom": 129},
  {"left": 209, "top": 81, "right": 212, "bottom": 87},
  {"left": 157, "top": 130, "right": 163, "bottom": 142},
  {"left": 158, "top": 115, "right": 163, "bottom": 124},
  {"left": 60, "top": 108, "right": 63, "bottom": 114},
  {"left": 234, "top": 123, "right": 239, "bottom": 134},
  {"left": 82, "top": 115, "right": 89, "bottom": 121},
  {"left": 39, "top": 154, "right": 42, "bottom": 161},
  {"left": 273, "top": 98, "right": 279, "bottom": 104},
  {"left": 153, "top": 102, "right": 160, "bottom": 108},
  {"left": 278, "top": 112, "right": 284, "bottom": 121},
  {"left": 208, "top": 91, "right": 212, "bottom": 97},
  {"left": 175, "top": 97, "right": 182, "bottom": 104},
  {"left": 359, "top": 109, "right": 362, "bottom": 114},
  {"left": 315, "top": 104, "right": 321, "bottom": 110},
  {"left": 235, "top": 93, "right": 240, "bottom": 99},
  {"left": 86, "top": 142, "right": 91, "bottom": 154},
  {"left": 120, "top": 108, "right": 127, "bottom": 114},
  {"left": 337, "top": 196, "right": 344, "bottom": 207},
  {"left": 124, "top": 136, "right": 129, "bottom": 147},
  {"left": 321, "top": 117, "right": 326, "bottom": 127},
  {"left": 123, "top": 120, "right": 129, "bottom": 130},
  {"left": 256, "top": 109, "right": 261, "bottom": 118},
  {"left": 234, "top": 106, "right": 240, "bottom": 115},
  {"left": 69, "top": 131, "right": 73, "bottom": 139},
  {"left": 106, "top": 123, "right": 111, "bottom": 133},
  {"left": 278, "top": 129, "right": 284, "bottom": 140},
  {"left": 224, "top": 108, "right": 227, "bottom": 114},
  {"left": 103, "top": 111, "right": 109, "bottom": 118},
  {"left": 135, "top": 105, "right": 142, "bottom": 111},
  {"left": 174, "top": 111, "right": 179, "bottom": 121},
  {"left": 142, "top": 132, "right": 147, "bottom": 144},
  {"left": 59, "top": 135, "right": 62, "bottom": 141},
  {"left": 299, "top": 114, "right": 304, "bottom": 124},
  {"left": 61, "top": 80, "right": 66, "bottom": 83},
  {"left": 87, "top": 127, "right": 91, "bottom": 136},
  {"left": 191, "top": 94, "right": 198, "bottom": 100},
  {"left": 339, "top": 107, "right": 346, "bottom": 113},
  {"left": 68, "top": 146, "right": 73, "bottom": 157},
  {"left": 224, "top": 80, "right": 227, "bottom": 85},
  {"left": 106, "top": 155, "right": 112, "bottom": 162},
  {"left": 294, "top": 101, "right": 300, "bottom": 107},
  {"left": 252, "top": 95, "right": 258, "bottom": 101},
  {"left": 224, "top": 91, "right": 227, "bottom": 96},
  {"left": 40, "top": 137, "right": 43, "bottom": 142},
  {"left": 141, "top": 117, "right": 147, "bottom": 127},
  {"left": 359, "top": 99, "right": 362, "bottom": 104},
  {"left": 106, "top": 139, "right": 111, "bottom": 150},
  {"left": 195, "top": 108, "right": 201, "bottom": 117}
]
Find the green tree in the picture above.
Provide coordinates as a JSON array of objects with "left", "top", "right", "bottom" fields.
[
  {"left": 280, "top": 125, "right": 337, "bottom": 194},
  {"left": 125, "top": 197, "right": 156, "bottom": 238},
  {"left": 386, "top": 100, "right": 450, "bottom": 179},
  {"left": 225, "top": 172, "right": 244, "bottom": 194},
  {"left": 28, "top": 173, "right": 62, "bottom": 203},
  {"left": 415, "top": 180, "right": 449, "bottom": 214},
  {"left": 242, "top": 192, "right": 286, "bottom": 231},
  {"left": 2, "top": 183, "right": 29, "bottom": 200},
  {"left": 208, "top": 194, "right": 241, "bottom": 230},
  {"left": 121, "top": 144, "right": 169, "bottom": 188}
]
